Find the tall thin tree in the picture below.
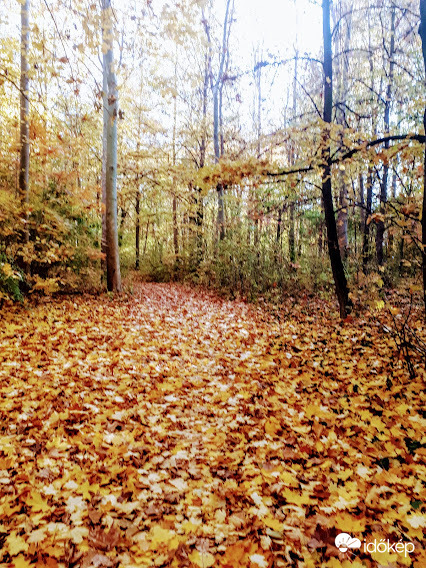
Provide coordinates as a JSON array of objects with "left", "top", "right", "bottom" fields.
[
  {"left": 419, "top": 0, "right": 426, "bottom": 313},
  {"left": 376, "top": 4, "right": 396, "bottom": 266},
  {"left": 203, "top": 0, "right": 233, "bottom": 240},
  {"left": 102, "top": 0, "right": 122, "bottom": 292},
  {"left": 19, "top": 0, "right": 30, "bottom": 244},
  {"left": 322, "top": 0, "right": 351, "bottom": 318}
]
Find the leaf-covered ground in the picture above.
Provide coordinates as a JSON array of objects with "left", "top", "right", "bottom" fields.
[{"left": 0, "top": 284, "right": 424, "bottom": 568}]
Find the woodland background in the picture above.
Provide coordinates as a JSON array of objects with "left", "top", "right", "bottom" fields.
[{"left": 0, "top": 0, "right": 425, "bottom": 318}]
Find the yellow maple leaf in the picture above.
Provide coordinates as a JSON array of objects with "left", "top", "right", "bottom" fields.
[
  {"left": 150, "top": 526, "right": 179, "bottom": 550},
  {"left": 189, "top": 550, "right": 215, "bottom": 567},
  {"left": 263, "top": 516, "right": 284, "bottom": 532},
  {"left": 26, "top": 491, "right": 50, "bottom": 513},
  {"left": 280, "top": 471, "right": 299, "bottom": 487},
  {"left": 12, "top": 555, "right": 33, "bottom": 568},
  {"left": 305, "top": 404, "right": 321, "bottom": 419},
  {"left": 265, "top": 417, "right": 281, "bottom": 436},
  {"left": 7, "top": 532, "right": 29, "bottom": 556},
  {"left": 282, "top": 489, "right": 311, "bottom": 505}
]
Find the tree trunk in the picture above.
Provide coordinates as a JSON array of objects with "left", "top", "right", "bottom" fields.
[
  {"left": 362, "top": 165, "right": 374, "bottom": 271},
  {"left": 194, "top": 54, "right": 209, "bottom": 264},
  {"left": 172, "top": 83, "right": 179, "bottom": 260},
  {"left": 209, "top": 0, "right": 232, "bottom": 241},
  {"left": 172, "top": 195, "right": 179, "bottom": 258},
  {"left": 376, "top": 5, "right": 396, "bottom": 266},
  {"left": 289, "top": 49, "right": 298, "bottom": 264},
  {"left": 334, "top": 1, "right": 352, "bottom": 259},
  {"left": 419, "top": 0, "right": 426, "bottom": 313},
  {"left": 322, "top": 0, "right": 350, "bottom": 318},
  {"left": 359, "top": 173, "right": 365, "bottom": 234},
  {"left": 102, "top": 0, "right": 122, "bottom": 293},
  {"left": 289, "top": 203, "right": 296, "bottom": 263},
  {"left": 19, "top": 0, "right": 30, "bottom": 244},
  {"left": 101, "top": 57, "right": 108, "bottom": 273},
  {"left": 135, "top": 188, "right": 140, "bottom": 270}
]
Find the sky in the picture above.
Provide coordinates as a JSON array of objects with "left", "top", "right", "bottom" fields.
[
  {"left": 227, "top": 0, "right": 323, "bottom": 133},
  {"left": 234, "top": 0, "right": 322, "bottom": 58}
]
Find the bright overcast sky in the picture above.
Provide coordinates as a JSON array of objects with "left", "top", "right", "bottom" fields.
[
  {"left": 227, "top": 0, "right": 323, "bottom": 131},
  {"left": 233, "top": 0, "right": 323, "bottom": 58}
]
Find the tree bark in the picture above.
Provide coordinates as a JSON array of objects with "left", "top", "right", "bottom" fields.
[
  {"left": 289, "top": 48, "right": 298, "bottom": 264},
  {"left": 289, "top": 203, "right": 296, "bottom": 263},
  {"left": 172, "top": 81, "right": 179, "bottom": 260},
  {"left": 135, "top": 188, "right": 140, "bottom": 270},
  {"left": 419, "top": 0, "right": 426, "bottom": 313},
  {"left": 376, "top": 4, "right": 396, "bottom": 266},
  {"left": 334, "top": 1, "right": 352, "bottom": 259},
  {"left": 19, "top": 0, "right": 30, "bottom": 243},
  {"left": 101, "top": 65, "right": 108, "bottom": 273},
  {"left": 322, "top": 0, "right": 350, "bottom": 318},
  {"left": 207, "top": 0, "right": 232, "bottom": 241},
  {"left": 102, "top": 0, "right": 122, "bottom": 292},
  {"left": 362, "top": 165, "right": 374, "bottom": 271}
]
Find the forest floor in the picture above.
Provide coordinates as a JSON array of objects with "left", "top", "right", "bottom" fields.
[{"left": 0, "top": 283, "right": 424, "bottom": 568}]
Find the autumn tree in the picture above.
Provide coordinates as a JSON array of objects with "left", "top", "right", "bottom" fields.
[
  {"left": 203, "top": 0, "right": 234, "bottom": 240},
  {"left": 19, "top": 0, "right": 30, "bottom": 245},
  {"left": 420, "top": 0, "right": 426, "bottom": 311},
  {"left": 102, "top": 0, "right": 122, "bottom": 293},
  {"left": 376, "top": 3, "right": 396, "bottom": 266},
  {"left": 321, "top": 0, "right": 351, "bottom": 318}
]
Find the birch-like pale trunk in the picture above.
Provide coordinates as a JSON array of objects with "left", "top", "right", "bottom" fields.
[{"left": 102, "top": 0, "right": 122, "bottom": 292}]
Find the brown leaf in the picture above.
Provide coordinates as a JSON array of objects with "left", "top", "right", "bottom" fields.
[{"left": 89, "top": 524, "right": 120, "bottom": 552}]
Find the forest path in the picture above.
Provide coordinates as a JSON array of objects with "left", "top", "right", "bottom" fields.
[{"left": 0, "top": 283, "right": 424, "bottom": 567}]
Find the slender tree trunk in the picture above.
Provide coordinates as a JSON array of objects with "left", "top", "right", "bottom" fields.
[
  {"left": 376, "top": 5, "right": 396, "bottom": 266},
  {"left": 359, "top": 173, "right": 365, "bottom": 233},
  {"left": 289, "top": 203, "right": 296, "bottom": 263},
  {"left": 276, "top": 206, "right": 282, "bottom": 245},
  {"left": 334, "top": 1, "right": 352, "bottom": 259},
  {"left": 209, "top": 0, "right": 232, "bottom": 241},
  {"left": 322, "top": 0, "right": 350, "bottom": 318},
  {"left": 362, "top": 165, "right": 374, "bottom": 271},
  {"left": 252, "top": 47, "right": 263, "bottom": 253},
  {"left": 101, "top": 60, "right": 108, "bottom": 273},
  {"left": 19, "top": 0, "right": 30, "bottom": 245},
  {"left": 172, "top": 83, "right": 179, "bottom": 259},
  {"left": 172, "top": 195, "right": 179, "bottom": 258},
  {"left": 289, "top": 48, "right": 298, "bottom": 263},
  {"left": 143, "top": 222, "right": 149, "bottom": 257},
  {"left": 193, "top": 54, "right": 208, "bottom": 264},
  {"left": 135, "top": 188, "right": 140, "bottom": 270},
  {"left": 102, "top": 0, "right": 121, "bottom": 292},
  {"left": 419, "top": 0, "right": 426, "bottom": 313},
  {"left": 362, "top": 9, "right": 379, "bottom": 273}
]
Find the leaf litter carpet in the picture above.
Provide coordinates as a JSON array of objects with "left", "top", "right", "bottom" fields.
[{"left": 0, "top": 283, "right": 424, "bottom": 568}]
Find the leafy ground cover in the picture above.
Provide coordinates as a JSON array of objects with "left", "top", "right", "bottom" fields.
[{"left": 0, "top": 284, "right": 424, "bottom": 568}]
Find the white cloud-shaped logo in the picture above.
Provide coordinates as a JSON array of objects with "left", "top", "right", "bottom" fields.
[{"left": 335, "top": 533, "right": 362, "bottom": 552}]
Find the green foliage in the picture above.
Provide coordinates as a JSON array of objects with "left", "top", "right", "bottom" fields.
[{"left": 0, "top": 255, "right": 23, "bottom": 303}]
